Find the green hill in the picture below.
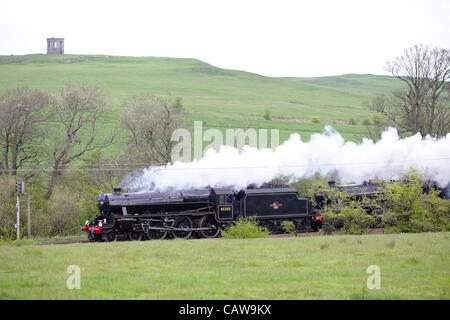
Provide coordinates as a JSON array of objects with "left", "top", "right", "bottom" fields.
[{"left": 0, "top": 54, "right": 401, "bottom": 142}]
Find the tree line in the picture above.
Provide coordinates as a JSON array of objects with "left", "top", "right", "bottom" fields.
[
  {"left": 0, "top": 84, "right": 184, "bottom": 195},
  {"left": 0, "top": 83, "right": 185, "bottom": 238}
]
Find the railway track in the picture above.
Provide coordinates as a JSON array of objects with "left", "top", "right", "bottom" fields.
[{"left": 36, "top": 229, "right": 385, "bottom": 245}]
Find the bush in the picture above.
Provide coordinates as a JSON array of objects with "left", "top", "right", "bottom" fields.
[
  {"left": 44, "top": 185, "right": 82, "bottom": 237},
  {"left": 281, "top": 220, "right": 297, "bottom": 236},
  {"left": 323, "top": 205, "right": 377, "bottom": 235},
  {"left": 0, "top": 175, "right": 18, "bottom": 239},
  {"left": 311, "top": 117, "right": 320, "bottom": 123},
  {"left": 348, "top": 118, "right": 357, "bottom": 125},
  {"left": 362, "top": 118, "right": 372, "bottom": 126},
  {"left": 263, "top": 108, "right": 271, "bottom": 120},
  {"left": 381, "top": 171, "right": 450, "bottom": 233},
  {"left": 319, "top": 185, "right": 381, "bottom": 235},
  {"left": 222, "top": 218, "right": 270, "bottom": 239},
  {"left": 171, "top": 97, "right": 184, "bottom": 111},
  {"left": 414, "top": 196, "right": 450, "bottom": 231}
]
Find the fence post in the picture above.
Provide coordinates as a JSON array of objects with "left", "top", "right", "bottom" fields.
[{"left": 27, "top": 194, "right": 31, "bottom": 239}]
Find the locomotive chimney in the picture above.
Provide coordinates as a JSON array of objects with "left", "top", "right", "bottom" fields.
[{"left": 113, "top": 187, "right": 122, "bottom": 194}]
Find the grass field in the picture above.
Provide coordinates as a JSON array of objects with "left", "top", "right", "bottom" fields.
[
  {"left": 0, "top": 232, "right": 448, "bottom": 299},
  {"left": 0, "top": 54, "right": 402, "bottom": 143}
]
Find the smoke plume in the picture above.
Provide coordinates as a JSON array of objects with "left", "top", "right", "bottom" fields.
[{"left": 123, "top": 126, "right": 450, "bottom": 191}]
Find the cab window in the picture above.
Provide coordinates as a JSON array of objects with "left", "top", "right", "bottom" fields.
[{"left": 219, "top": 194, "right": 232, "bottom": 204}]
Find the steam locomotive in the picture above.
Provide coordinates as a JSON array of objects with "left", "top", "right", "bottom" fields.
[
  {"left": 81, "top": 184, "right": 323, "bottom": 242},
  {"left": 81, "top": 179, "right": 449, "bottom": 242}
]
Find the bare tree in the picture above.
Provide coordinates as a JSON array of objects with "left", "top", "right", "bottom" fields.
[
  {"left": 121, "top": 95, "right": 184, "bottom": 166},
  {"left": 0, "top": 87, "right": 50, "bottom": 178},
  {"left": 44, "top": 83, "right": 115, "bottom": 199},
  {"left": 370, "top": 45, "right": 450, "bottom": 137}
]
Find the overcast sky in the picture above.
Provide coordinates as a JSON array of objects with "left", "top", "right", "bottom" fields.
[{"left": 0, "top": 0, "right": 449, "bottom": 77}]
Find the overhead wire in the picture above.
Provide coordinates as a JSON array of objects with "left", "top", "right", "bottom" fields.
[{"left": 5, "top": 156, "right": 450, "bottom": 172}]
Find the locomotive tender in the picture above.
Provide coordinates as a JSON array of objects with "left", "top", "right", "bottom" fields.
[{"left": 81, "top": 184, "right": 323, "bottom": 242}]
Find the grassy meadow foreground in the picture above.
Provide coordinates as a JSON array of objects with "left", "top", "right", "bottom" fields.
[{"left": 0, "top": 232, "right": 448, "bottom": 299}]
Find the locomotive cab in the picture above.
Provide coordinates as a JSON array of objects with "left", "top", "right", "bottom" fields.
[
  {"left": 98, "top": 192, "right": 109, "bottom": 215},
  {"left": 214, "top": 188, "right": 240, "bottom": 222}
]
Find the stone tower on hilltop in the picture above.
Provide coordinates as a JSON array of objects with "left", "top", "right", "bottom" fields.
[{"left": 47, "top": 37, "right": 64, "bottom": 54}]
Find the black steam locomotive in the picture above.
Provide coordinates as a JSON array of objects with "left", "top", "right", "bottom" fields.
[
  {"left": 81, "top": 179, "right": 449, "bottom": 242},
  {"left": 81, "top": 184, "right": 323, "bottom": 242}
]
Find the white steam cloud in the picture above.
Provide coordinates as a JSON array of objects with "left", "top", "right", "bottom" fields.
[{"left": 123, "top": 126, "right": 450, "bottom": 191}]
